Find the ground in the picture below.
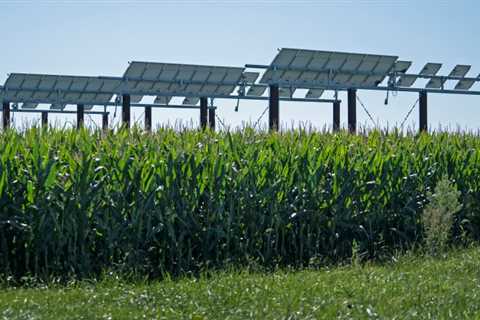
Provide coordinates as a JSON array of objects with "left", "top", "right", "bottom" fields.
[{"left": 1, "top": 248, "right": 480, "bottom": 319}]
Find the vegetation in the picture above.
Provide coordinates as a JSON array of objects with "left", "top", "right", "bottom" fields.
[
  {"left": 1, "top": 127, "right": 480, "bottom": 280},
  {"left": 422, "top": 175, "right": 462, "bottom": 254},
  {"left": 1, "top": 248, "right": 480, "bottom": 319}
]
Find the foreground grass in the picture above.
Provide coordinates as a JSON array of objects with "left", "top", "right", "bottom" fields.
[{"left": 1, "top": 248, "right": 480, "bottom": 319}]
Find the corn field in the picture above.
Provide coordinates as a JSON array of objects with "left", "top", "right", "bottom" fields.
[{"left": 1, "top": 127, "right": 480, "bottom": 280}]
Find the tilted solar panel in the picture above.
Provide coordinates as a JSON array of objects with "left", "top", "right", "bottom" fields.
[
  {"left": 455, "top": 74, "right": 479, "bottom": 91},
  {"left": 449, "top": 65, "right": 471, "bottom": 78},
  {"left": 3, "top": 73, "right": 120, "bottom": 105},
  {"left": 241, "top": 72, "right": 260, "bottom": 83},
  {"left": 182, "top": 97, "right": 200, "bottom": 105},
  {"left": 123, "top": 62, "right": 245, "bottom": 99},
  {"left": 305, "top": 89, "right": 324, "bottom": 99},
  {"left": 419, "top": 63, "right": 442, "bottom": 76},
  {"left": 259, "top": 48, "right": 399, "bottom": 89},
  {"left": 425, "top": 64, "right": 471, "bottom": 89},
  {"left": 21, "top": 103, "right": 38, "bottom": 109},
  {"left": 154, "top": 96, "right": 172, "bottom": 105},
  {"left": 397, "top": 75, "right": 418, "bottom": 87},
  {"left": 246, "top": 85, "right": 267, "bottom": 97},
  {"left": 394, "top": 61, "right": 412, "bottom": 73}
]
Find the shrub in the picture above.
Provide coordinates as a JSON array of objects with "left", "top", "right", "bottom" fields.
[{"left": 422, "top": 175, "right": 462, "bottom": 254}]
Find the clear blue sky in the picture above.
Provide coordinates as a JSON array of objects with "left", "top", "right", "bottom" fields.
[{"left": 1, "top": 0, "right": 479, "bottom": 131}]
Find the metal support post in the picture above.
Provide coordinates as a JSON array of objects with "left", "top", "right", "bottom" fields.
[
  {"left": 122, "top": 94, "right": 131, "bottom": 128},
  {"left": 269, "top": 84, "right": 279, "bottom": 131},
  {"left": 200, "top": 97, "right": 208, "bottom": 129},
  {"left": 41, "top": 111, "right": 48, "bottom": 128},
  {"left": 333, "top": 100, "right": 340, "bottom": 132},
  {"left": 145, "top": 106, "right": 152, "bottom": 132},
  {"left": 77, "top": 104, "right": 84, "bottom": 129},
  {"left": 208, "top": 107, "right": 216, "bottom": 131},
  {"left": 2, "top": 102, "right": 10, "bottom": 129},
  {"left": 419, "top": 91, "right": 428, "bottom": 132},
  {"left": 347, "top": 89, "right": 357, "bottom": 133},
  {"left": 102, "top": 113, "right": 109, "bottom": 131}
]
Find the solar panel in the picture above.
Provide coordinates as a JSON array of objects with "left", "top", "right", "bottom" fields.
[
  {"left": 397, "top": 75, "right": 417, "bottom": 87},
  {"left": 123, "top": 62, "right": 245, "bottom": 98},
  {"left": 182, "top": 97, "right": 200, "bottom": 105},
  {"left": 50, "top": 103, "right": 66, "bottom": 110},
  {"left": 241, "top": 72, "right": 260, "bottom": 83},
  {"left": 455, "top": 74, "right": 479, "bottom": 91},
  {"left": 419, "top": 63, "right": 442, "bottom": 76},
  {"left": 259, "top": 48, "right": 398, "bottom": 89},
  {"left": 449, "top": 65, "right": 471, "bottom": 78},
  {"left": 154, "top": 96, "right": 172, "bottom": 104},
  {"left": 425, "top": 65, "right": 472, "bottom": 89},
  {"left": 216, "top": 85, "right": 237, "bottom": 96},
  {"left": 246, "top": 85, "right": 267, "bottom": 97},
  {"left": 21, "top": 103, "right": 38, "bottom": 109},
  {"left": 305, "top": 89, "right": 324, "bottom": 99},
  {"left": 298, "top": 71, "right": 319, "bottom": 82},
  {"left": 425, "top": 78, "right": 443, "bottom": 89},
  {"left": 4, "top": 73, "right": 120, "bottom": 105},
  {"left": 279, "top": 88, "right": 294, "bottom": 98},
  {"left": 394, "top": 61, "right": 412, "bottom": 73},
  {"left": 349, "top": 74, "right": 369, "bottom": 86},
  {"left": 130, "top": 95, "right": 143, "bottom": 103}
]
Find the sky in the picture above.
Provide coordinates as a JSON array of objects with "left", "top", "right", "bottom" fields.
[{"left": 0, "top": 0, "right": 479, "bottom": 131}]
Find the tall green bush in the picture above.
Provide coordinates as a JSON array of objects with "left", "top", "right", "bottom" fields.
[{"left": 423, "top": 175, "right": 462, "bottom": 254}]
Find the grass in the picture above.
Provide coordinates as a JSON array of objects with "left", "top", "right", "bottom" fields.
[{"left": 1, "top": 247, "right": 480, "bottom": 319}]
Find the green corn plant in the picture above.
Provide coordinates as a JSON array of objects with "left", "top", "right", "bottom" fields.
[{"left": 0, "top": 127, "right": 480, "bottom": 281}]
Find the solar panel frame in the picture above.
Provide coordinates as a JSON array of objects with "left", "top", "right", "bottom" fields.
[
  {"left": 454, "top": 74, "right": 479, "bottom": 91},
  {"left": 21, "top": 103, "right": 38, "bottom": 109},
  {"left": 247, "top": 85, "right": 267, "bottom": 97},
  {"left": 425, "top": 78, "right": 444, "bottom": 89},
  {"left": 419, "top": 63, "right": 442, "bottom": 76},
  {"left": 182, "top": 97, "right": 200, "bottom": 105},
  {"left": 130, "top": 95, "right": 143, "bottom": 103},
  {"left": 50, "top": 103, "right": 66, "bottom": 110},
  {"left": 394, "top": 61, "right": 412, "bottom": 73},
  {"left": 397, "top": 74, "right": 418, "bottom": 87},
  {"left": 123, "top": 61, "right": 245, "bottom": 98},
  {"left": 4, "top": 73, "right": 120, "bottom": 105},
  {"left": 279, "top": 87, "right": 294, "bottom": 98},
  {"left": 305, "top": 88, "right": 324, "bottom": 99},
  {"left": 241, "top": 72, "right": 260, "bottom": 83},
  {"left": 154, "top": 96, "right": 172, "bottom": 104},
  {"left": 449, "top": 65, "right": 471, "bottom": 78},
  {"left": 260, "top": 48, "right": 399, "bottom": 89},
  {"left": 425, "top": 64, "right": 469, "bottom": 89}
]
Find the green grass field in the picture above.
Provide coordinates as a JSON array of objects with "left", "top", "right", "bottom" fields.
[{"left": 1, "top": 248, "right": 479, "bottom": 319}]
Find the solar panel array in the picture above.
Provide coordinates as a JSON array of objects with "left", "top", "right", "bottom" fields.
[
  {"left": 397, "top": 63, "right": 480, "bottom": 91},
  {"left": 1, "top": 48, "right": 480, "bottom": 113},
  {"left": 256, "top": 48, "right": 479, "bottom": 96},
  {"left": 3, "top": 74, "right": 121, "bottom": 109},
  {"left": 122, "top": 62, "right": 246, "bottom": 105},
  {"left": 259, "top": 48, "right": 399, "bottom": 98}
]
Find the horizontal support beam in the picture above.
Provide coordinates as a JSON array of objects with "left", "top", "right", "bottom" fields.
[
  {"left": 0, "top": 94, "right": 337, "bottom": 106},
  {"left": 356, "top": 85, "right": 480, "bottom": 96},
  {"left": 256, "top": 79, "right": 480, "bottom": 96},
  {"left": 7, "top": 109, "right": 109, "bottom": 115},
  {"left": 397, "top": 73, "right": 480, "bottom": 82},
  {"left": 245, "top": 64, "right": 270, "bottom": 69}
]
